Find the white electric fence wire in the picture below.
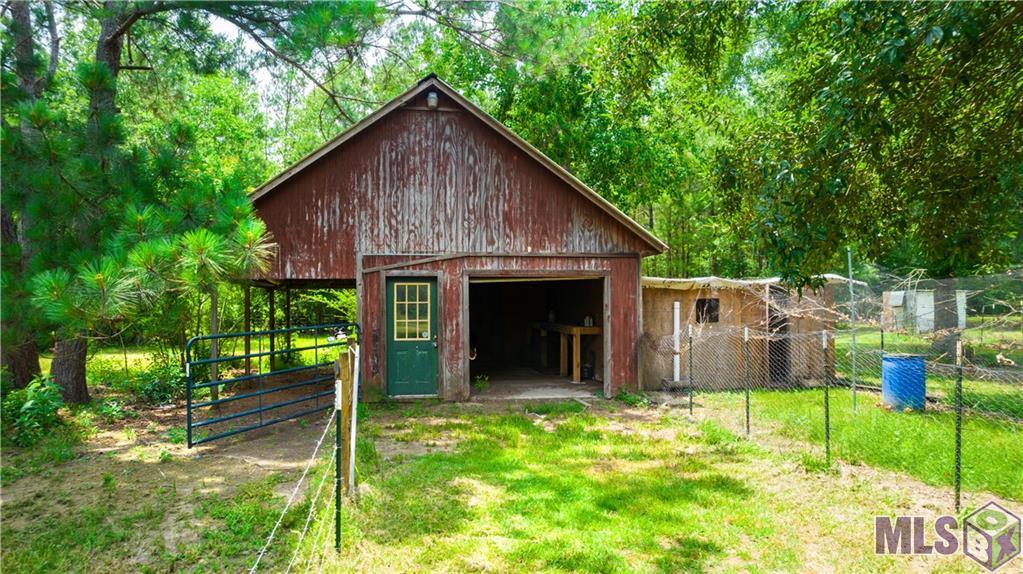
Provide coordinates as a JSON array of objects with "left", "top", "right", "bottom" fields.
[
  {"left": 303, "top": 487, "right": 337, "bottom": 574},
  {"left": 284, "top": 445, "right": 338, "bottom": 574},
  {"left": 249, "top": 409, "right": 337, "bottom": 574}
]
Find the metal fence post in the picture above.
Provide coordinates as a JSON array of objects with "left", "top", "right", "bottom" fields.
[
  {"left": 688, "top": 324, "right": 694, "bottom": 416},
  {"left": 847, "top": 247, "right": 857, "bottom": 414},
  {"left": 185, "top": 343, "right": 193, "bottom": 448},
  {"left": 672, "top": 301, "right": 681, "bottom": 384},
  {"left": 954, "top": 334, "right": 963, "bottom": 514},
  {"left": 823, "top": 330, "right": 831, "bottom": 466},
  {"left": 744, "top": 327, "right": 750, "bottom": 438},
  {"left": 348, "top": 343, "right": 360, "bottom": 498},
  {"left": 334, "top": 361, "right": 342, "bottom": 552}
]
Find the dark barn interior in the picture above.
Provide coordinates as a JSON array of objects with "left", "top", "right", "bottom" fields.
[{"left": 468, "top": 277, "right": 604, "bottom": 398}]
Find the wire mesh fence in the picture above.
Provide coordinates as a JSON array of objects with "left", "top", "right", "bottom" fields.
[{"left": 641, "top": 270, "right": 1023, "bottom": 509}]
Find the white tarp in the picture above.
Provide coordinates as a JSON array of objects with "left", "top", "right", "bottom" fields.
[
  {"left": 915, "top": 290, "right": 935, "bottom": 333},
  {"left": 641, "top": 273, "right": 866, "bottom": 291},
  {"left": 956, "top": 290, "right": 967, "bottom": 329}
]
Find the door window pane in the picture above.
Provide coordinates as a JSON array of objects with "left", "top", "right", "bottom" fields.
[{"left": 394, "top": 282, "right": 431, "bottom": 341}]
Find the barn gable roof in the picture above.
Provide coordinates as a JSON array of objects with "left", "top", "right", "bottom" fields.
[{"left": 251, "top": 74, "right": 667, "bottom": 253}]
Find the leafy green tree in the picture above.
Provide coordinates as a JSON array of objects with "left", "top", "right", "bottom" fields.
[
  {"left": 2, "top": 0, "right": 446, "bottom": 399},
  {"left": 722, "top": 2, "right": 1023, "bottom": 289}
]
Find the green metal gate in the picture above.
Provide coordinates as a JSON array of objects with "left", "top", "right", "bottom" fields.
[{"left": 185, "top": 322, "right": 359, "bottom": 447}]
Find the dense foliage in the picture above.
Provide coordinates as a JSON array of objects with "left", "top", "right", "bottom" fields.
[
  {"left": 2, "top": 375, "right": 63, "bottom": 447},
  {"left": 1, "top": 1, "right": 1020, "bottom": 401}
]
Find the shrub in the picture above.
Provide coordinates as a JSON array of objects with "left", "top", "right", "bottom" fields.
[
  {"left": 86, "top": 359, "right": 136, "bottom": 392},
  {"left": 133, "top": 361, "right": 185, "bottom": 405},
  {"left": 0, "top": 367, "right": 13, "bottom": 399},
  {"left": 85, "top": 353, "right": 185, "bottom": 406},
  {"left": 615, "top": 390, "right": 650, "bottom": 407},
  {"left": 472, "top": 374, "right": 490, "bottom": 393},
  {"left": 94, "top": 398, "right": 129, "bottom": 423},
  {"left": 163, "top": 427, "right": 186, "bottom": 445},
  {"left": 2, "top": 376, "right": 64, "bottom": 447}
]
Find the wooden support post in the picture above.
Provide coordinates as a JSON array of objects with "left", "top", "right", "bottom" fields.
[
  {"left": 285, "top": 286, "right": 292, "bottom": 350},
  {"left": 572, "top": 333, "right": 581, "bottom": 383},
  {"left": 559, "top": 334, "right": 568, "bottom": 377},
  {"left": 337, "top": 351, "right": 354, "bottom": 496},
  {"left": 268, "top": 288, "right": 276, "bottom": 371},
  {"left": 243, "top": 285, "right": 251, "bottom": 375},
  {"left": 539, "top": 329, "right": 548, "bottom": 369}
]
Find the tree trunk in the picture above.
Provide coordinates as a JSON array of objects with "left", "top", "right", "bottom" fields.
[
  {"left": 2, "top": 3, "right": 47, "bottom": 389},
  {"left": 91, "top": 5, "right": 126, "bottom": 122},
  {"left": 51, "top": 337, "right": 89, "bottom": 403},
  {"left": 1, "top": 340, "right": 42, "bottom": 389},
  {"left": 1, "top": 210, "right": 41, "bottom": 389}
]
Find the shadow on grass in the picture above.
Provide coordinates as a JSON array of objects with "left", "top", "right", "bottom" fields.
[{"left": 356, "top": 412, "right": 751, "bottom": 572}]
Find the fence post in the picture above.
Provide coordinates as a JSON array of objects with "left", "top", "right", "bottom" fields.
[
  {"left": 823, "top": 330, "right": 831, "bottom": 466},
  {"left": 688, "top": 324, "right": 694, "bottom": 416},
  {"left": 744, "top": 327, "right": 750, "bottom": 438},
  {"left": 672, "top": 302, "right": 681, "bottom": 384},
  {"left": 847, "top": 247, "right": 857, "bottom": 414},
  {"left": 334, "top": 358, "right": 343, "bottom": 552},
  {"left": 954, "top": 334, "right": 963, "bottom": 514},
  {"left": 348, "top": 342, "right": 360, "bottom": 498}
]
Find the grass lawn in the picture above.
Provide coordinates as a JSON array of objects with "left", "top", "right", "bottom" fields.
[
  {"left": 699, "top": 388, "right": 1023, "bottom": 500},
  {"left": 3, "top": 399, "right": 1002, "bottom": 573},
  {"left": 834, "top": 321, "right": 1023, "bottom": 368}
]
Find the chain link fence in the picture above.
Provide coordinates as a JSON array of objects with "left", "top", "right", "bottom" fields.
[{"left": 641, "top": 271, "right": 1023, "bottom": 508}]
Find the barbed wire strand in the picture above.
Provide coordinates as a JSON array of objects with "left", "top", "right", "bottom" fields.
[
  {"left": 303, "top": 487, "right": 337, "bottom": 574},
  {"left": 285, "top": 446, "right": 338, "bottom": 574},
  {"left": 249, "top": 409, "right": 337, "bottom": 574}
]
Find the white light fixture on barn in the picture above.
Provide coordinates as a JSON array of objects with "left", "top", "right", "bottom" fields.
[{"left": 426, "top": 91, "right": 439, "bottom": 109}]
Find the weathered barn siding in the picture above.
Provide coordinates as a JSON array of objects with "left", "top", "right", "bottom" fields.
[
  {"left": 253, "top": 79, "right": 657, "bottom": 400},
  {"left": 254, "top": 90, "right": 651, "bottom": 281},
  {"left": 359, "top": 254, "right": 641, "bottom": 400}
]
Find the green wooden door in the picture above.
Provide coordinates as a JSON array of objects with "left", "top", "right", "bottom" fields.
[{"left": 386, "top": 278, "right": 438, "bottom": 396}]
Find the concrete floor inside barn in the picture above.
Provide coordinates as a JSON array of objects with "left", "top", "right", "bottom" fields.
[{"left": 470, "top": 367, "right": 603, "bottom": 400}]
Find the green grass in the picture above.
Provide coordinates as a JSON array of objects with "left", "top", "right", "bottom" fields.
[
  {"left": 3, "top": 400, "right": 994, "bottom": 572},
  {"left": 330, "top": 411, "right": 796, "bottom": 572},
  {"left": 702, "top": 388, "right": 1023, "bottom": 500},
  {"left": 834, "top": 321, "right": 1023, "bottom": 368},
  {"left": 0, "top": 407, "right": 99, "bottom": 484}
]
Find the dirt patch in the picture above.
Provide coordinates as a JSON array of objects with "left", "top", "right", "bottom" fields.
[
  {"left": 1, "top": 406, "right": 338, "bottom": 566},
  {"left": 374, "top": 437, "right": 455, "bottom": 460}
]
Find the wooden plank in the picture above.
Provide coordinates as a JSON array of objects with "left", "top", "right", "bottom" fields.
[
  {"left": 252, "top": 87, "right": 657, "bottom": 283},
  {"left": 539, "top": 329, "right": 548, "bottom": 368},
  {"left": 535, "top": 322, "right": 602, "bottom": 336},
  {"left": 573, "top": 333, "right": 581, "bottom": 383},
  {"left": 560, "top": 334, "right": 568, "bottom": 377},
  {"left": 337, "top": 352, "right": 353, "bottom": 496}
]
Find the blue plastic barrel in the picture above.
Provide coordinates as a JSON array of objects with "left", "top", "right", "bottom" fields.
[{"left": 881, "top": 354, "right": 926, "bottom": 411}]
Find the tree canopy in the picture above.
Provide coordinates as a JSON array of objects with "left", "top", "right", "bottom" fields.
[{"left": 2, "top": 0, "right": 1021, "bottom": 395}]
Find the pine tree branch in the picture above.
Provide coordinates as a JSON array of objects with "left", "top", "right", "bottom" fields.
[{"left": 217, "top": 12, "right": 356, "bottom": 123}]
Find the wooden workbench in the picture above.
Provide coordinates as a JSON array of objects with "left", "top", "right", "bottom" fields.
[{"left": 534, "top": 322, "right": 602, "bottom": 383}]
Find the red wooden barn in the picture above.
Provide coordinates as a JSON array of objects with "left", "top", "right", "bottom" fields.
[{"left": 250, "top": 75, "right": 666, "bottom": 401}]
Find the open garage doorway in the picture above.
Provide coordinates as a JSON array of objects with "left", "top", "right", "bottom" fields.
[{"left": 468, "top": 276, "right": 606, "bottom": 400}]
